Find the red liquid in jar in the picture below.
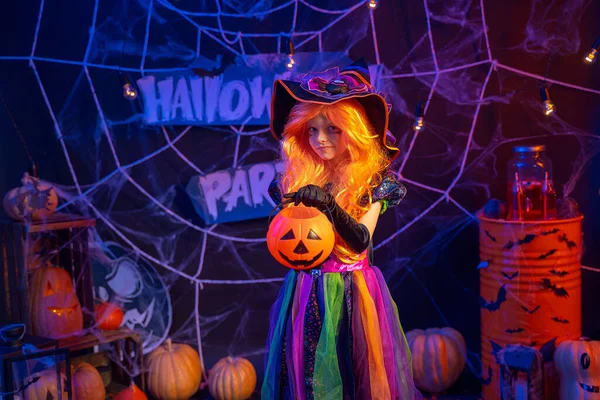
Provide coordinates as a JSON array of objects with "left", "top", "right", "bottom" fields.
[{"left": 507, "top": 180, "right": 557, "bottom": 220}]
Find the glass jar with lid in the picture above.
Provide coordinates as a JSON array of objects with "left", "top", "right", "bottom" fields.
[{"left": 506, "top": 144, "right": 557, "bottom": 220}]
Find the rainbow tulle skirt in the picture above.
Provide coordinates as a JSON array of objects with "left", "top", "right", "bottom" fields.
[{"left": 262, "top": 256, "right": 422, "bottom": 400}]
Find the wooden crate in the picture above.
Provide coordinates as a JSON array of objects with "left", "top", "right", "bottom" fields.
[
  {"left": 0, "top": 213, "right": 96, "bottom": 332},
  {"left": 53, "top": 328, "right": 146, "bottom": 392}
]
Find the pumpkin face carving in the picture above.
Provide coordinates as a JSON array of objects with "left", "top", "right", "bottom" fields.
[
  {"left": 267, "top": 206, "right": 335, "bottom": 270},
  {"left": 23, "top": 368, "right": 69, "bottom": 400},
  {"left": 29, "top": 264, "right": 83, "bottom": 338},
  {"left": 554, "top": 338, "right": 600, "bottom": 399}
]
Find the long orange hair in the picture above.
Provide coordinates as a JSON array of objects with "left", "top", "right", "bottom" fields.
[{"left": 279, "top": 98, "right": 391, "bottom": 263}]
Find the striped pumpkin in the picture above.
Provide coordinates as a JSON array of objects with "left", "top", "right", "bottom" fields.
[
  {"left": 208, "top": 357, "right": 256, "bottom": 400},
  {"left": 406, "top": 327, "right": 466, "bottom": 393},
  {"left": 146, "top": 338, "right": 202, "bottom": 400}
]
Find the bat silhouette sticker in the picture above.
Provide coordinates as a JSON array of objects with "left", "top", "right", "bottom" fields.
[
  {"left": 503, "top": 234, "right": 537, "bottom": 250},
  {"left": 490, "top": 340, "right": 503, "bottom": 363},
  {"left": 558, "top": 233, "right": 577, "bottom": 250},
  {"left": 549, "top": 269, "right": 569, "bottom": 277},
  {"left": 538, "top": 249, "right": 557, "bottom": 259},
  {"left": 541, "top": 278, "right": 569, "bottom": 298},
  {"left": 539, "top": 337, "right": 558, "bottom": 362},
  {"left": 501, "top": 271, "right": 518, "bottom": 280},
  {"left": 480, "top": 285, "right": 507, "bottom": 311},
  {"left": 484, "top": 230, "right": 497, "bottom": 242},
  {"left": 551, "top": 317, "right": 569, "bottom": 324},
  {"left": 540, "top": 228, "right": 560, "bottom": 236},
  {"left": 521, "top": 305, "right": 540, "bottom": 314},
  {"left": 505, "top": 328, "right": 525, "bottom": 333}
]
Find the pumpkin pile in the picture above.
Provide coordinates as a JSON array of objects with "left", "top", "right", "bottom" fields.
[
  {"left": 146, "top": 338, "right": 202, "bottom": 400},
  {"left": 267, "top": 206, "right": 335, "bottom": 270}
]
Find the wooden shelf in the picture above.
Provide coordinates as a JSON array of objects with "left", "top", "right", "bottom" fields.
[
  {"left": 51, "top": 328, "right": 141, "bottom": 352},
  {"left": 0, "top": 212, "right": 96, "bottom": 233}
]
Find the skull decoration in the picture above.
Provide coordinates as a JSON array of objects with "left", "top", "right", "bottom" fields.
[
  {"left": 3, "top": 173, "right": 58, "bottom": 221},
  {"left": 92, "top": 241, "right": 171, "bottom": 354},
  {"left": 267, "top": 206, "right": 335, "bottom": 270},
  {"left": 554, "top": 337, "right": 600, "bottom": 399},
  {"left": 29, "top": 263, "right": 83, "bottom": 338}
]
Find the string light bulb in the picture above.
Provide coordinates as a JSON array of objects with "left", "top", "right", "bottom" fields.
[
  {"left": 413, "top": 102, "right": 425, "bottom": 132},
  {"left": 286, "top": 39, "right": 295, "bottom": 69},
  {"left": 539, "top": 85, "right": 555, "bottom": 116},
  {"left": 367, "top": 0, "right": 379, "bottom": 9},
  {"left": 583, "top": 37, "right": 600, "bottom": 64},
  {"left": 119, "top": 71, "right": 138, "bottom": 100}
]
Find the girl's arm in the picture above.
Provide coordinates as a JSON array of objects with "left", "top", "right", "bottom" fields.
[{"left": 358, "top": 200, "right": 382, "bottom": 238}]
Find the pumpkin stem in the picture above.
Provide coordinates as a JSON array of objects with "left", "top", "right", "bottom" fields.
[{"left": 166, "top": 338, "right": 172, "bottom": 351}]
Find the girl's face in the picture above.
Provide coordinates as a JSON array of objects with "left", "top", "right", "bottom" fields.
[{"left": 307, "top": 114, "right": 348, "bottom": 161}]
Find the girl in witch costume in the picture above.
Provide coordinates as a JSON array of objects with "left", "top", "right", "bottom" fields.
[{"left": 263, "top": 60, "right": 422, "bottom": 400}]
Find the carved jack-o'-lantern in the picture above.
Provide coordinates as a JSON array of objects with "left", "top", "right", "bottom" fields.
[
  {"left": 3, "top": 173, "right": 58, "bottom": 221},
  {"left": 29, "top": 264, "right": 83, "bottom": 338},
  {"left": 554, "top": 337, "right": 600, "bottom": 400},
  {"left": 23, "top": 368, "right": 69, "bottom": 400},
  {"left": 267, "top": 206, "right": 335, "bottom": 270}
]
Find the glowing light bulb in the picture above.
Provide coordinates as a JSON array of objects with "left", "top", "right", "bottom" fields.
[
  {"left": 123, "top": 83, "right": 138, "bottom": 100},
  {"left": 539, "top": 86, "right": 555, "bottom": 116},
  {"left": 368, "top": 0, "right": 379, "bottom": 9},
  {"left": 584, "top": 37, "right": 600, "bottom": 64},
  {"left": 286, "top": 54, "right": 295, "bottom": 69},
  {"left": 413, "top": 102, "right": 425, "bottom": 132},
  {"left": 119, "top": 71, "right": 138, "bottom": 100},
  {"left": 285, "top": 39, "right": 295, "bottom": 69}
]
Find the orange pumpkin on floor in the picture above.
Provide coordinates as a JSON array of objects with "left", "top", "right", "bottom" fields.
[
  {"left": 208, "top": 357, "right": 256, "bottom": 400},
  {"left": 95, "top": 302, "right": 124, "bottom": 330},
  {"left": 267, "top": 206, "right": 334, "bottom": 270},
  {"left": 406, "top": 327, "right": 466, "bottom": 393},
  {"left": 146, "top": 338, "right": 202, "bottom": 400},
  {"left": 29, "top": 264, "right": 83, "bottom": 338},
  {"left": 114, "top": 382, "right": 147, "bottom": 400}
]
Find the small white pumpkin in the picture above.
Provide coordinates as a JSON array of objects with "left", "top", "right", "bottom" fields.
[
  {"left": 3, "top": 173, "right": 58, "bottom": 220},
  {"left": 406, "top": 327, "right": 466, "bottom": 393},
  {"left": 554, "top": 337, "right": 600, "bottom": 400}
]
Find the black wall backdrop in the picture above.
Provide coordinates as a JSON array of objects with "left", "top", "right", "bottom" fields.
[{"left": 1, "top": 0, "right": 600, "bottom": 395}]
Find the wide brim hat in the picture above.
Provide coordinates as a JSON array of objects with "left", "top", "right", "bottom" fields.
[{"left": 270, "top": 59, "right": 400, "bottom": 161}]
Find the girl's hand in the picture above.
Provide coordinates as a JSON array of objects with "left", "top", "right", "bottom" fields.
[{"left": 283, "top": 184, "right": 333, "bottom": 209}]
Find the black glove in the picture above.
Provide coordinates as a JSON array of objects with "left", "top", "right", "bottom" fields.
[{"left": 283, "top": 184, "right": 370, "bottom": 254}]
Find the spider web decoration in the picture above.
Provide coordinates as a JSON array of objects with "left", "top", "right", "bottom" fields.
[{"left": 2, "top": 0, "right": 600, "bottom": 391}]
